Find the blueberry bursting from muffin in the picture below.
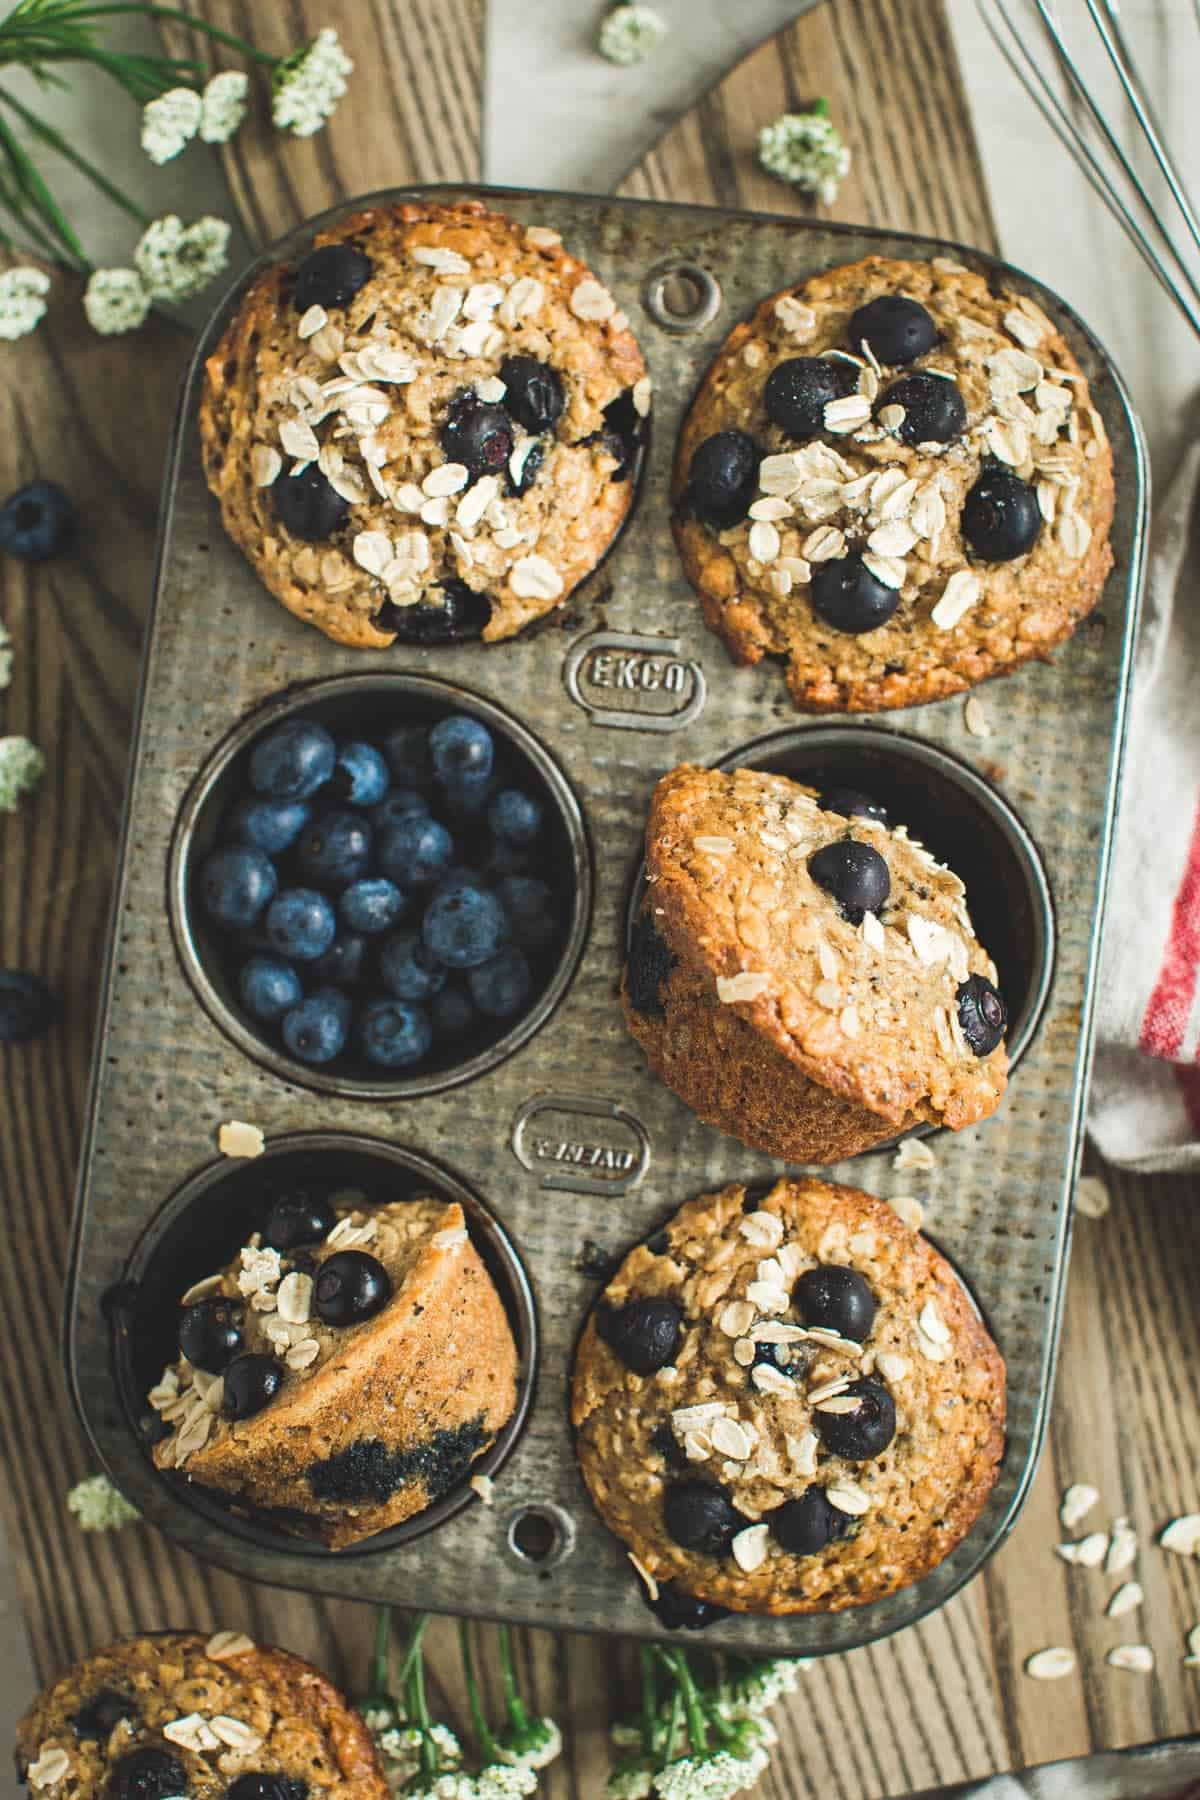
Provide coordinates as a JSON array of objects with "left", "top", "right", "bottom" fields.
[{"left": 682, "top": 288, "right": 1044, "bottom": 635}]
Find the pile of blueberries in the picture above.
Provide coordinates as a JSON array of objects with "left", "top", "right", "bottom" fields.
[
  {"left": 195, "top": 708, "right": 564, "bottom": 1073},
  {"left": 684, "top": 291, "right": 1045, "bottom": 636}
]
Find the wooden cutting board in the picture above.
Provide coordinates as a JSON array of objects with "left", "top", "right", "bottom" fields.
[{"left": 1, "top": 6, "right": 1197, "bottom": 1797}]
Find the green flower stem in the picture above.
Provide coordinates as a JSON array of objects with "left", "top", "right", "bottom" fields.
[
  {"left": 659, "top": 1689, "right": 682, "bottom": 1771},
  {"left": 496, "top": 1623, "right": 530, "bottom": 1734},
  {"left": 370, "top": 1606, "right": 393, "bottom": 1702},
  {"left": 79, "top": 4, "right": 278, "bottom": 65},
  {"left": 0, "top": 112, "right": 84, "bottom": 264},
  {"left": 458, "top": 1619, "right": 500, "bottom": 1763},
  {"left": 656, "top": 1648, "right": 708, "bottom": 1757},
  {"left": 0, "top": 86, "right": 150, "bottom": 224},
  {"left": 396, "top": 1612, "right": 431, "bottom": 1697},
  {"left": 638, "top": 1645, "right": 657, "bottom": 1757},
  {"left": 400, "top": 1615, "right": 437, "bottom": 1780}
]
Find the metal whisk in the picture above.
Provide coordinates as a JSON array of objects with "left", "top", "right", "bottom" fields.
[{"left": 978, "top": 0, "right": 1200, "bottom": 340}]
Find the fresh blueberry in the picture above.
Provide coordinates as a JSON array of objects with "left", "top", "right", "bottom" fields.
[
  {"left": 496, "top": 874, "right": 555, "bottom": 951},
  {"left": 380, "top": 930, "right": 447, "bottom": 1001},
  {"left": 265, "top": 888, "right": 337, "bottom": 961},
  {"left": 375, "top": 579, "right": 492, "bottom": 644},
  {"left": 223, "top": 1353, "right": 284, "bottom": 1420},
  {"left": 339, "top": 877, "right": 406, "bottom": 936},
  {"left": 645, "top": 1582, "right": 729, "bottom": 1632},
  {"left": 484, "top": 838, "right": 532, "bottom": 880},
  {"left": 596, "top": 1296, "right": 682, "bottom": 1374},
  {"left": 280, "top": 987, "right": 349, "bottom": 1062},
  {"left": 226, "top": 1777, "right": 309, "bottom": 1800},
  {"left": 248, "top": 719, "right": 336, "bottom": 801},
  {"left": 370, "top": 789, "right": 429, "bottom": 832},
  {"left": 0, "top": 969, "right": 54, "bottom": 1043},
  {"left": 811, "top": 552, "right": 901, "bottom": 634},
  {"left": 431, "top": 984, "right": 475, "bottom": 1039},
  {"left": 311, "top": 932, "right": 369, "bottom": 987},
  {"left": 178, "top": 1297, "right": 244, "bottom": 1373},
  {"left": 73, "top": 1688, "right": 136, "bottom": 1741},
  {"left": 294, "top": 242, "right": 373, "bottom": 311},
  {"left": 506, "top": 438, "right": 544, "bottom": 497},
  {"left": 794, "top": 1265, "right": 878, "bottom": 1342},
  {"left": 239, "top": 955, "right": 303, "bottom": 1022},
  {"left": 263, "top": 1190, "right": 338, "bottom": 1251},
  {"left": 430, "top": 714, "right": 495, "bottom": 786},
  {"left": 378, "top": 815, "right": 454, "bottom": 887},
  {"left": 807, "top": 840, "right": 890, "bottom": 925},
  {"left": 848, "top": 294, "right": 938, "bottom": 365},
  {"left": 0, "top": 479, "right": 73, "bottom": 561},
  {"left": 818, "top": 787, "right": 888, "bottom": 826},
  {"left": 764, "top": 356, "right": 858, "bottom": 441},
  {"left": 423, "top": 880, "right": 507, "bottom": 969},
  {"left": 107, "top": 1746, "right": 188, "bottom": 1800},
  {"left": 273, "top": 465, "right": 350, "bottom": 542},
  {"left": 331, "top": 741, "right": 389, "bottom": 807},
  {"left": 488, "top": 787, "right": 543, "bottom": 845},
  {"left": 499, "top": 354, "right": 565, "bottom": 433},
  {"left": 686, "top": 430, "right": 760, "bottom": 529},
  {"left": 879, "top": 369, "right": 966, "bottom": 445},
  {"left": 199, "top": 845, "right": 277, "bottom": 930},
  {"left": 314, "top": 1250, "right": 393, "bottom": 1324},
  {"left": 960, "top": 466, "right": 1042, "bottom": 561},
  {"left": 468, "top": 946, "right": 532, "bottom": 1018},
  {"left": 814, "top": 1376, "right": 897, "bottom": 1460},
  {"left": 957, "top": 973, "right": 1007, "bottom": 1056},
  {"left": 440, "top": 392, "right": 514, "bottom": 479},
  {"left": 358, "top": 996, "right": 433, "bottom": 1068},
  {"left": 768, "top": 1485, "right": 854, "bottom": 1556},
  {"left": 626, "top": 911, "right": 675, "bottom": 1019},
  {"left": 227, "top": 795, "right": 311, "bottom": 855},
  {"left": 382, "top": 726, "right": 435, "bottom": 789},
  {"left": 663, "top": 1481, "right": 743, "bottom": 1556},
  {"left": 296, "top": 810, "right": 372, "bottom": 889}
]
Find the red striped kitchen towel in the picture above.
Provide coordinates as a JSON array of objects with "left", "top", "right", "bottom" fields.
[{"left": 1089, "top": 437, "right": 1200, "bottom": 1172}]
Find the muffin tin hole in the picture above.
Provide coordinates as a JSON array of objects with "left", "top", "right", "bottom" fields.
[
  {"left": 643, "top": 261, "right": 723, "bottom": 334},
  {"left": 506, "top": 1503, "right": 575, "bottom": 1570},
  {"left": 109, "top": 1132, "right": 538, "bottom": 1558},
  {"left": 169, "top": 673, "right": 592, "bottom": 1099}
]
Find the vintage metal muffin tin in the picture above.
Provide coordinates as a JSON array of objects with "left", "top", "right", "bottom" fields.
[{"left": 66, "top": 184, "right": 1146, "bottom": 1655}]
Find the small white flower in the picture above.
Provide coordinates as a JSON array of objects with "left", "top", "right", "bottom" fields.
[
  {"left": 498, "top": 1717, "right": 562, "bottom": 1770},
  {"left": 0, "top": 620, "right": 11, "bottom": 690},
  {"left": 273, "top": 28, "right": 353, "bottom": 137},
  {"left": 134, "top": 215, "right": 231, "bottom": 303},
  {"left": 66, "top": 1473, "right": 140, "bottom": 1531},
  {"left": 0, "top": 736, "right": 44, "bottom": 812},
  {"left": 0, "top": 267, "right": 50, "bottom": 341},
  {"left": 141, "top": 87, "right": 203, "bottom": 164},
  {"left": 607, "top": 1766, "right": 655, "bottom": 1800},
  {"left": 758, "top": 102, "right": 851, "bottom": 204},
  {"left": 83, "top": 268, "right": 151, "bottom": 336},
  {"left": 598, "top": 3, "right": 668, "bottom": 64},
  {"left": 200, "top": 69, "right": 250, "bottom": 144},
  {"left": 477, "top": 1765, "right": 538, "bottom": 1798}
]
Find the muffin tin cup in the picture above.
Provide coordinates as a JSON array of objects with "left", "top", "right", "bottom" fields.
[
  {"left": 169, "top": 672, "right": 593, "bottom": 1100},
  {"left": 66, "top": 184, "right": 1147, "bottom": 1654},
  {"left": 108, "top": 1132, "right": 537, "bottom": 1556}
]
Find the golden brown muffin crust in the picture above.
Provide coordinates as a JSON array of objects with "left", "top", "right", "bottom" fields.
[
  {"left": 673, "top": 254, "right": 1115, "bottom": 711},
  {"left": 571, "top": 1178, "right": 1006, "bottom": 1615}
]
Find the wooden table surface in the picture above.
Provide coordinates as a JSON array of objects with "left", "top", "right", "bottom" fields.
[{"left": 1, "top": 4, "right": 1197, "bottom": 1793}]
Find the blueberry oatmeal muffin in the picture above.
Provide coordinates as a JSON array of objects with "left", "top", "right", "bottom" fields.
[
  {"left": 147, "top": 1188, "right": 518, "bottom": 1548},
  {"left": 673, "top": 253, "right": 1115, "bottom": 711},
  {"left": 14, "top": 1629, "right": 387, "bottom": 1796},
  {"left": 200, "top": 199, "right": 649, "bottom": 648},
  {"left": 571, "top": 1176, "right": 1006, "bottom": 1618},
  {"left": 622, "top": 764, "right": 1008, "bottom": 1163}
]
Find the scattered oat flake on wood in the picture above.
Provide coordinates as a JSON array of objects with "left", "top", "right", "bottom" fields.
[
  {"left": 963, "top": 696, "right": 991, "bottom": 738},
  {"left": 1025, "top": 1647, "right": 1076, "bottom": 1679},
  {"left": 1107, "top": 1582, "right": 1143, "bottom": 1618},
  {"left": 1074, "top": 1174, "right": 1110, "bottom": 1218},
  {"left": 218, "top": 1120, "right": 264, "bottom": 1158},
  {"left": 1184, "top": 1623, "right": 1200, "bottom": 1666},
  {"left": 1107, "top": 1644, "right": 1154, "bottom": 1673},
  {"left": 1060, "top": 1483, "right": 1100, "bottom": 1530},
  {"left": 1057, "top": 1532, "right": 1108, "bottom": 1567},
  {"left": 1160, "top": 1515, "right": 1200, "bottom": 1557},
  {"left": 1106, "top": 1518, "right": 1137, "bottom": 1573}
]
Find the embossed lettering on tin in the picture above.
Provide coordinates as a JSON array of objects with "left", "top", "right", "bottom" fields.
[
  {"left": 563, "top": 630, "right": 705, "bottom": 731},
  {"left": 511, "top": 1093, "right": 651, "bottom": 1195}
]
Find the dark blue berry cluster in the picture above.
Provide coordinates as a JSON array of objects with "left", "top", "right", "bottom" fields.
[{"left": 195, "top": 709, "right": 564, "bottom": 1074}]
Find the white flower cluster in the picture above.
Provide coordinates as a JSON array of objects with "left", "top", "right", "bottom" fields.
[
  {"left": 66, "top": 1473, "right": 140, "bottom": 1531},
  {"left": 83, "top": 215, "right": 231, "bottom": 335},
  {"left": 0, "top": 736, "right": 45, "bottom": 814},
  {"left": 597, "top": 3, "right": 669, "bottom": 64},
  {"left": 272, "top": 27, "right": 353, "bottom": 137},
  {"left": 399, "top": 1772, "right": 536, "bottom": 1800},
  {"left": 652, "top": 1749, "right": 768, "bottom": 1799},
  {"left": 83, "top": 268, "right": 151, "bottom": 336},
  {"left": 142, "top": 70, "right": 249, "bottom": 163},
  {"left": 498, "top": 1718, "right": 563, "bottom": 1771},
  {"left": 758, "top": 105, "right": 851, "bottom": 205},
  {"left": 0, "top": 267, "right": 50, "bottom": 342}
]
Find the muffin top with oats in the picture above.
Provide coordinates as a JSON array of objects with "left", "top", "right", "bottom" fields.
[
  {"left": 571, "top": 1176, "right": 1006, "bottom": 1617},
  {"left": 200, "top": 199, "right": 648, "bottom": 650},
  {"left": 672, "top": 253, "right": 1114, "bottom": 712}
]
